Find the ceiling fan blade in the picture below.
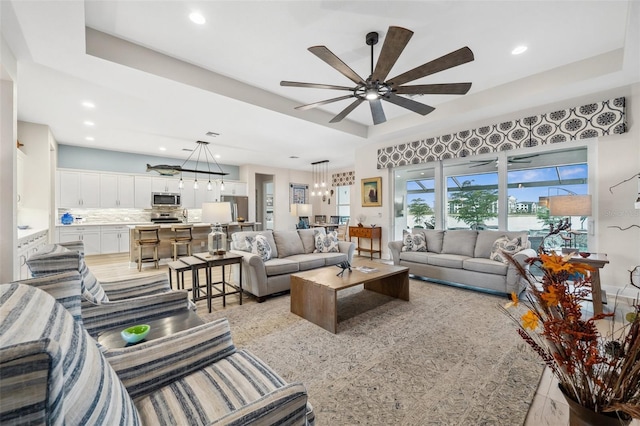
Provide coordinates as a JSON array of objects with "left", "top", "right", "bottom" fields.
[
  {"left": 295, "top": 95, "right": 355, "bottom": 111},
  {"left": 371, "top": 26, "right": 413, "bottom": 82},
  {"left": 383, "top": 93, "right": 435, "bottom": 116},
  {"left": 369, "top": 98, "right": 387, "bottom": 125},
  {"left": 280, "top": 81, "right": 354, "bottom": 91},
  {"left": 387, "top": 47, "right": 475, "bottom": 87},
  {"left": 308, "top": 46, "right": 365, "bottom": 85},
  {"left": 395, "top": 82, "right": 472, "bottom": 95},
  {"left": 329, "top": 98, "right": 365, "bottom": 123}
]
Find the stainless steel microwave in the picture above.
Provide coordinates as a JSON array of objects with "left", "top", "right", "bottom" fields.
[{"left": 152, "top": 192, "right": 181, "bottom": 207}]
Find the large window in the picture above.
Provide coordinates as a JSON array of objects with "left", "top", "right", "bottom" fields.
[
  {"left": 336, "top": 185, "right": 350, "bottom": 219},
  {"left": 392, "top": 146, "right": 590, "bottom": 248}
]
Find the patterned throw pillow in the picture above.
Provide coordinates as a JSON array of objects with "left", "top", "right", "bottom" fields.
[
  {"left": 247, "top": 234, "right": 272, "bottom": 261},
  {"left": 401, "top": 232, "right": 427, "bottom": 252},
  {"left": 314, "top": 230, "right": 340, "bottom": 253},
  {"left": 489, "top": 236, "right": 523, "bottom": 264}
]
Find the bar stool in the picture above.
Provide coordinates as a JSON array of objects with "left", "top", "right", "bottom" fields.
[
  {"left": 170, "top": 224, "right": 193, "bottom": 261},
  {"left": 134, "top": 225, "right": 160, "bottom": 271}
]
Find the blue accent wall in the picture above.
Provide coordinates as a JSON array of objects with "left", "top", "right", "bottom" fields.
[{"left": 57, "top": 144, "right": 240, "bottom": 180}]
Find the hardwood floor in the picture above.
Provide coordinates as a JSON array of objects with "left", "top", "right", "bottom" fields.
[{"left": 84, "top": 253, "right": 639, "bottom": 426}]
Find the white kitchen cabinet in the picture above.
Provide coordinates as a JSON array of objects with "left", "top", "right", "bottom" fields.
[
  {"left": 58, "top": 226, "right": 101, "bottom": 255},
  {"left": 220, "top": 181, "right": 247, "bottom": 196},
  {"left": 179, "top": 179, "right": 196, "bottom": 209},
  {"left": 152, "top": 176, "right": 181, "bottom": 193},
  {"left": 101, "top": 225, "right": 130, "bottom": 253},
  {"left": 17, "top": 230, "right": 49, "bottom": 280},
  {"left": 100, "top": 174, "right": 135, "bottom": 208},
  {"left": 134, "top": 176, "right": 153, "bottom": 208},
  {"left": 59, "top": 171, "right": 101, "bottom": 208},
  {"left": 196, "top": 184, "right": 218, "bottom": 207}
]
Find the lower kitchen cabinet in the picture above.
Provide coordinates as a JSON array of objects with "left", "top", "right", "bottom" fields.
[
  {"left": 17, "top": 230, "right": 49, "bottom": 280},
  {"left": 58, "top": 226, "right": 101, "bottom": 255},
  {"left": 101, "top": 225, "right": 130, "bottom": 254}
]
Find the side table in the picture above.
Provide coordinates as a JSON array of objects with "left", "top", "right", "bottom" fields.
[
  {"left": 567, "top": 252, "right": 609, "bottom": 315},
  {"left": 194, "top": 252, "right": 243, "bottom": 313},
  {"left": 96, "top": 309, "right": 204, "bottom": 349},
  {"left": 349, "top": 226, "right": 382, "bottom": 259}
]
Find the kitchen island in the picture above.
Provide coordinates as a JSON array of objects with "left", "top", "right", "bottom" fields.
[{"left": 128, "top": 223, "right": 212, "bottom": 265}]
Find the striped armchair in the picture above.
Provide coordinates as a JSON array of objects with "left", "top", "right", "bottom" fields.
[
  {"left": 25, "top": 243, "right": 194, "bottom": 337},
  {"left": 0, "top": 282, "right": 314, "bottom": 425}
]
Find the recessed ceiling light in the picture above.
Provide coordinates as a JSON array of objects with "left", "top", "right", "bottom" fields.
[
  {"left": 289, "top": 156, "right": 299, "bottom": 159},
  {"left": 84, "top": 120, "right": 94, "bottom": 126},
  {"left": 81, "top": 101, "right": 95, "bottom": 108},
  {"left": 85, "top": 136, "right": 94, "bottom": 141},
  {"left": 214, "top": 154, "right": 221, "bottom": 159},
  {"left": 511, "top": 45, "right": 527, "bottom": 55},
  {"left": 189, "top": 12, "right": 206, "bottom": 25},
  {"left": 159, "top": 147, "right": 166, "bottom": 151},
  {"left": 420, "top": 172, "right": 425, "bottom": 175}
]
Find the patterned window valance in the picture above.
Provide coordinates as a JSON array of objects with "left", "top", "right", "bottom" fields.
[
  {"left": 332, "top": 171, "right": 355, "bottom": 186},
  {"left": 377, "top": 97, "right": 626, "bottom": 169}
]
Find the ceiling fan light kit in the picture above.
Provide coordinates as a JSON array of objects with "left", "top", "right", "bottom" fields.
[{"left": 281, "top": 26, "right": 474, "bottom": 125}]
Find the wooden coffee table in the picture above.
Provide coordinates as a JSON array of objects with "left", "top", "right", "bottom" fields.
[{"left": 290, "top": 263, "right": 409, "bottom": 333}]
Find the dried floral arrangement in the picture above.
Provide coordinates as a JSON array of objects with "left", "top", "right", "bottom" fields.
[{"left": 501, "top": 252, "right": 639, "bottom": 420}]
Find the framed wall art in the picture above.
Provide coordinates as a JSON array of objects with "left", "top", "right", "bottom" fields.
[
  {"left": 289, "top": 183, "right": 308, "bottom": 210},
  {"left": 361, "top": 177, "right": 382, "bottom": 207}
]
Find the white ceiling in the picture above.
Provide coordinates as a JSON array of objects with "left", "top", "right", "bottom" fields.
[{"left": 2, "top": 1, "right": 638, "bottom": 172}]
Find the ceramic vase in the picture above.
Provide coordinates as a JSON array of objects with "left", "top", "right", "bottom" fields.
[{"left": 559, "top": 385, "right": 632, "bottom": 426}]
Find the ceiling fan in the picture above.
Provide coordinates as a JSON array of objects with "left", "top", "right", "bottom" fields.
[
  {"left": 469, "top": 154, "right": 540, "bottom": 168},
  {"left": 281, "top": 26, "right": 474, "bottom": 125}
]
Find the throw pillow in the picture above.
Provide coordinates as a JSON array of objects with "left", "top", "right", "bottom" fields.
[
  {"left": 489, "top": 236, "right": 523, "bottom": 264},
  {"left": 247, "top": 234, "right": 272, "bottom": 261},
  {"left": 401, "top": 231, "right": 427, "bottom": 252},
  {"left": 314, "top": 230, "right": 340, "bottom": 253}
]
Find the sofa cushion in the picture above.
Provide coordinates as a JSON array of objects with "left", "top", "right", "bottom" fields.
[
  {"left": 474, "top": 230, "right": 529, "bottom": 258},
  {"left": 232, "top": 231, "right": 278, "bottom": 258},
  {"left": 427, "top": 254, "right": 469, "bottom": 269},
  {"left": 489, "top": 236, "right": 524, "bottom": 264},
  {"left": 401, "top": 231, "right": 427, "bottom": 252},
  {"left": 463, "top": 258, "right": 509, "bottom": 275},
  {"left": 286, "top": 254, "right": 326, "bottom": 271},
  {"left": 419, "top": 229, "right": 445, "bottom": 253},
  {"left": 273, "top": 230, "right": 305, "bottom": 258},
  {"left": 264, "top": 258, "right": 299, "bottom": 276},
  {"left": 319, "top": 252, "right": 348, "bottom": 266},
  {"left": 398, "top": 251, "right": 432, "bottom": 264},
  {"left": 441, "top": 230, "right": 478, "bottom": 257},
  {"left": 297, "top": 228, "right": 321, "bottom": 254},
  {"left": 314, "top": 230, "right": 339, "bottom": 253},
  {"left": 248, "top": 234, "right": 273, "bottom": 262}
]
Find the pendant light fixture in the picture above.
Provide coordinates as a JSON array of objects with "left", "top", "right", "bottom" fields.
[
  {"left": 311, "top": 160, "right": 329, "bottom": 196},
  {"left": 162, "top": 141, "right": 228, "bottom": 191}
]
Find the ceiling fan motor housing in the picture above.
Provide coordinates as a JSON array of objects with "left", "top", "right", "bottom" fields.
[{"left": 366, "top": 32, "right": 379, "bottom": 46}]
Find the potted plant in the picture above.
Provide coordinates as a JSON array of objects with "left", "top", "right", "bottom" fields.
[
  {"left": 407, "top": 198, "right": 433, "bottom": 228},
  {"left": 502, "top": 253, "right": 639, "bottom": 425}
]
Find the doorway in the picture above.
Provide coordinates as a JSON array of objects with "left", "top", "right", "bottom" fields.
[{"left": 255, "top": 173, "right": 275, "bottom": 230}]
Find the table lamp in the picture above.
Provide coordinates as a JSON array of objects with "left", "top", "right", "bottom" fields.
[
  {"left": 548, "top": 194, "right": 592, "bottom": 251},
  {"left": 202, "top": 202, "right": 232, "bottom": 255}
]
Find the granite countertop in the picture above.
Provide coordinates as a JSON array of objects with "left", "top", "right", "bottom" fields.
[
  {"left": 17, "top": 226, "right": 49, "bottom": 242},
  {"left": 56, "top": 221, "right": 150, "bottom": 227}
]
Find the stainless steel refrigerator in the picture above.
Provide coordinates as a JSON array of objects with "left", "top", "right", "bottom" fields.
[{"left": 221, "top": 195, "right": 249, "bottom": 222}]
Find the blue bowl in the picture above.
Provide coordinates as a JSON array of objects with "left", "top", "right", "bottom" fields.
[{"left": 121, "top": 324, "right": 151, "bottom": 344}]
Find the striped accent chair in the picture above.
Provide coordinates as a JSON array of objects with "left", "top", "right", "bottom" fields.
[
  {"left": 0, "top": 283, "right": 315, "bottom": 425},
  {"left": 24, "top": 243, "right": 194, "bottom": 337}
]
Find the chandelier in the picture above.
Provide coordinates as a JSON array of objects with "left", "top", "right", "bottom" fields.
[
  {"left": 311, "top": 160, "right": 329, "bottom": 196},
  {"left": 146, "top": 140, "right": 228, "bottom": 191}
]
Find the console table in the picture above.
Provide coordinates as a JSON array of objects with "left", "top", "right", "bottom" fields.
[{"left": 349, "top": 226, "right": 382, "bottom": 259}]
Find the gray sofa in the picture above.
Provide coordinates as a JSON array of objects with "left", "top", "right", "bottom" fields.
[
  {"left": 230, "top": 229, "right": 355, "bottom": 302},
  {"left": 389, "top": 229, "right": 537, "bottom": 295}
]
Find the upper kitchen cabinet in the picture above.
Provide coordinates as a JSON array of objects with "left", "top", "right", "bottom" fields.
[
  {"left": 58, "top": 170, "right": 100, "bottom": 208},
  {"left": 220, "top": 181, "right": 247, "bottom": 196},
  {"left": 100, "top": 174, "right": 135, "bottom": 208},
  {"left": 134, "top": 176, "right": 152, "bottom": 208},
  {"left": 152, "top": 176, "right": 181, "bottom": 193}
]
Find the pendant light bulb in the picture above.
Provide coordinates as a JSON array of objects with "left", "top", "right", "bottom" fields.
[
  {"left": 193, "top": 179, "right": 199, "bottom": 190},
  {"left": 207, "top": 180, "right": 212, "bottom": 191},
  {"left": 178, "top": 177, "right": 184, "bottom": 189},
  {"left": 220, "top": 180, "right": 225, "bottom": 191}
]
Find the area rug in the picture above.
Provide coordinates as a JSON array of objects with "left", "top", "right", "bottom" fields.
[{"left": 198, "top": 279, "right": 544, "bottom": 425}]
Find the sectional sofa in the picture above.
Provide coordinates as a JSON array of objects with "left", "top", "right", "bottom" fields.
[
  {"left": 388, "top": 229, "right": 537, "bottom": 295},
  {"left": 229, "top": 229, "right": 355, "bottom": 302}
]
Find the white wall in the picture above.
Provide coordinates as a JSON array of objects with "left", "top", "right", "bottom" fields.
[{"left": 1, "top": 33, "right": 18, "bottom": 281}]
